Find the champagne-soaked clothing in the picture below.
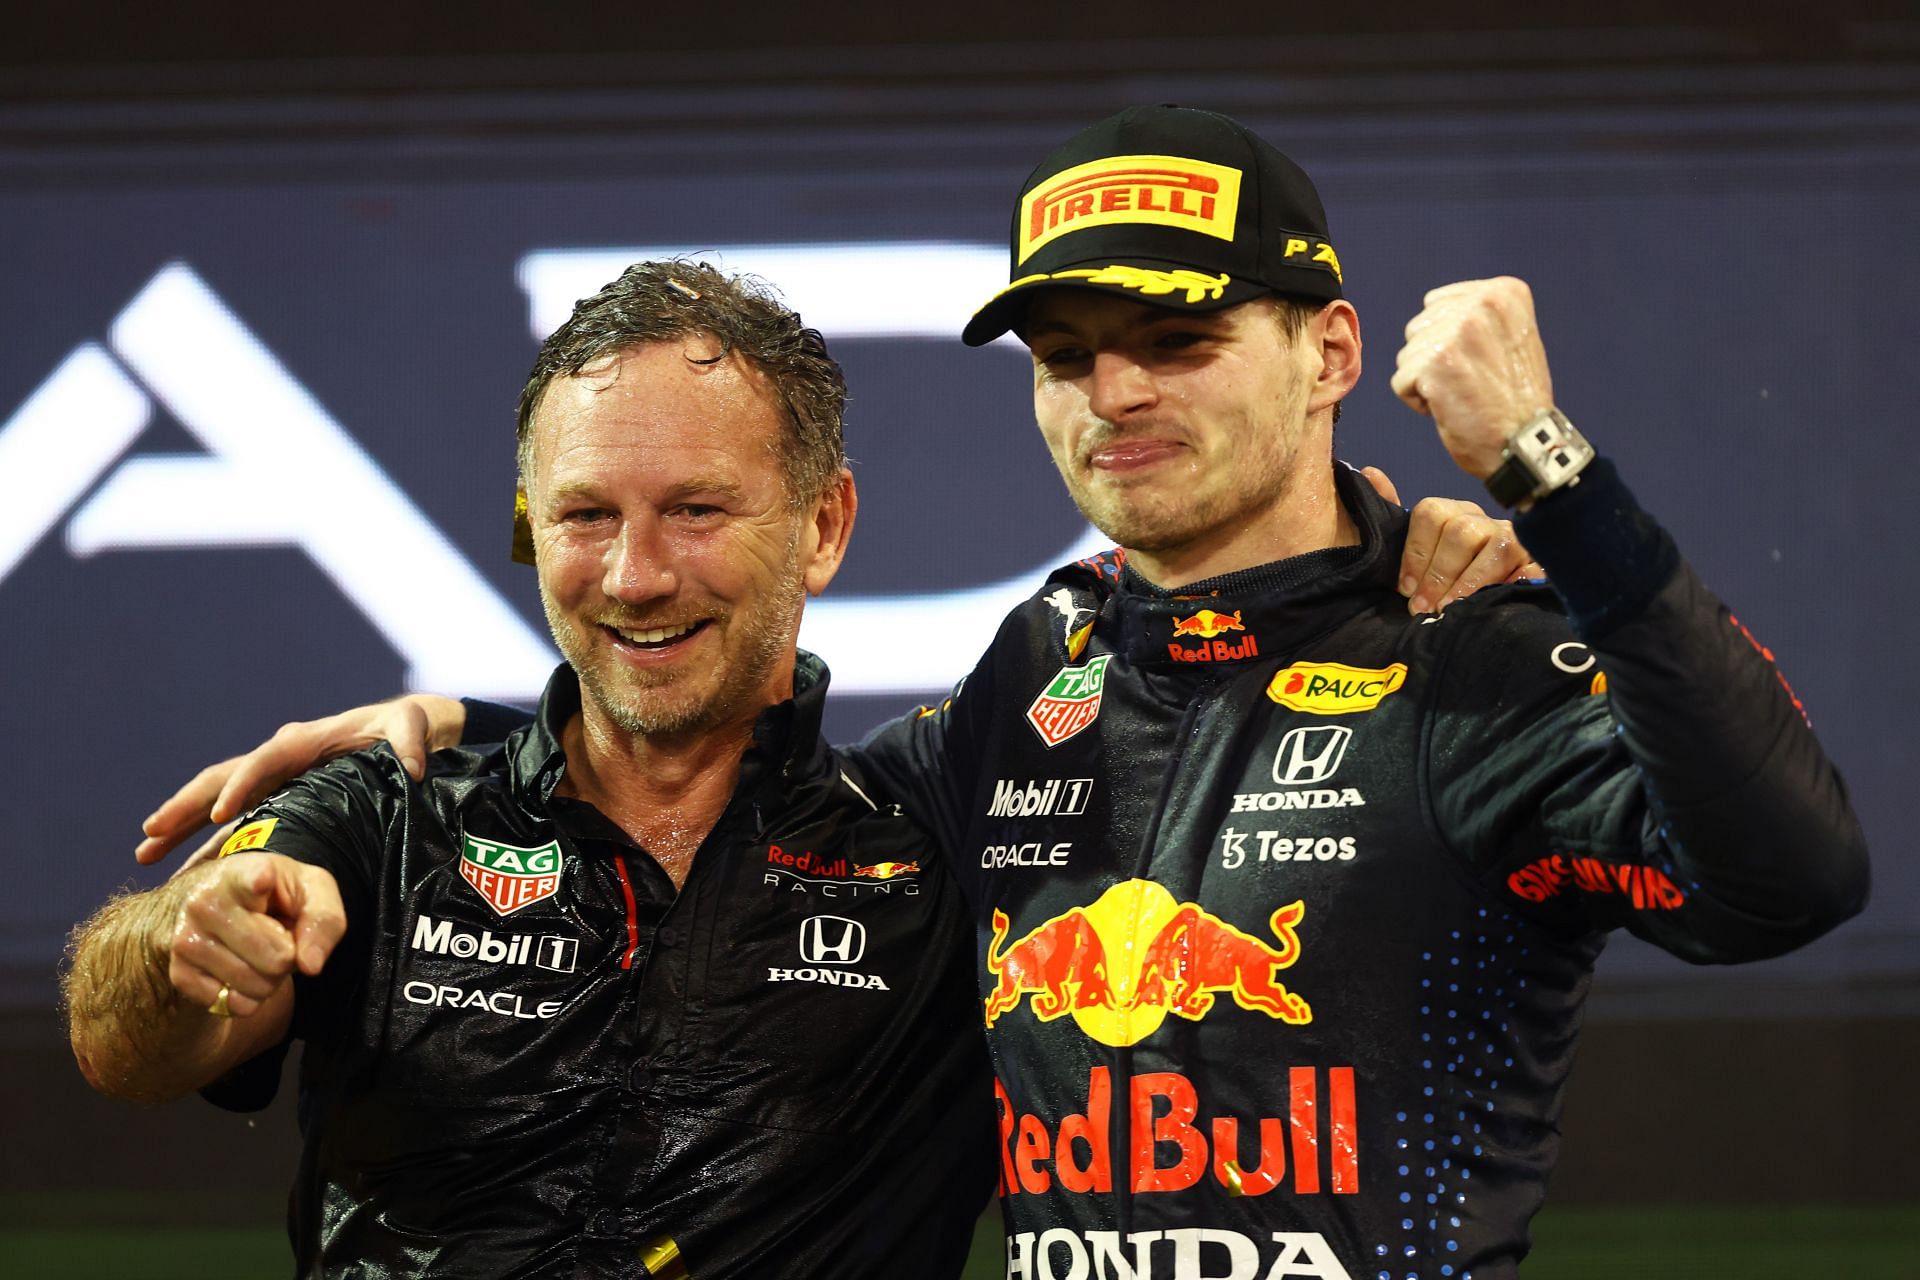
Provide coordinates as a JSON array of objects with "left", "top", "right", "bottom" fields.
[
  {"left": 849, "top": 460, "right": 1867, "bottom": 1280},
  {"left": 207, "top": 657, "right": 993, "bottom": 1279}
]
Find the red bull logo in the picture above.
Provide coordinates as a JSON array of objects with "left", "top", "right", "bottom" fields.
[
  {"left": 766, "top": 845, "right": 851, "bottom": 877},
  {"left": 852, "top": 860, "right": 920, "bottom": 880},
  {"left": 984, "top": 879, "right": 1310, "bottom": 1047},
  {"left": 1170, "top": 609, "right": 1244, "bottom": 639},
  {"left": 1167, "top": 609, "right": 1258, "bottom": 662},
  {"left": 996, "top": 1064, "right": 1358, "bottom": 1200}
]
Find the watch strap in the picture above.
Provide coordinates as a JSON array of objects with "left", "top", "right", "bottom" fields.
[{"left": 1484, "top": 456, "right": 1538, "bottom": 508}]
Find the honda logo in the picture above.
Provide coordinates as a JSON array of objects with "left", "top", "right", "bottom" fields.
[
  {"left": 799, "top": 915, "right": 867, "bottom": 965},
  {"left": 1271, "top": 725, "right": 1352, "bottom": 786}
]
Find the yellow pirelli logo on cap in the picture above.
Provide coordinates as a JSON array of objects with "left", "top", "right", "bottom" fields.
[
  {"left": 1019, "top": 154, "right": 1242, "bottom": 264},
  {"left": 219, "top": 817, "right": 279, "bottom": 857}
]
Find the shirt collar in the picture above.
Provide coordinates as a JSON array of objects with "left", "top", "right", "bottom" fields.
[
  {"left": 1060, "top": 463, "right": 1411, "bottom": 670},
  {"left": 506, "top": 651, "right": 835, "bottom": 813}
]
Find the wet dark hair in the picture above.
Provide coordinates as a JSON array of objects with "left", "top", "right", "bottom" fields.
[
  {"left": 1268, "top": 293, "right": 1321, "bottom": 342},
  {"left": 516, "top": 258, "right": 847, "bottom": 507},
  {"left": 1269, "top": 294, "right": 1345, "bottom": 424}
]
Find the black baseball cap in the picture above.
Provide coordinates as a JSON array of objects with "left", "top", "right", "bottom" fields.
[{"left": 962, "top": 105, "right": 1343, "bottom": 347}]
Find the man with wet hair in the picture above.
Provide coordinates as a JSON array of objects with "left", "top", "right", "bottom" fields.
[{"left": 67, "top": 261, "right": 996, "bottom": 1278}]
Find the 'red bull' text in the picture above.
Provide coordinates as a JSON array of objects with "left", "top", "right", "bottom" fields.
[{"left": 996, "top": 1066, "right": 1358, "bottom": 1198}]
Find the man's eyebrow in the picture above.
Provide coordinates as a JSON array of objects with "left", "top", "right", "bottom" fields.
[
  {"left": 662, "top": 476, "right": 747, "bottom": 501},
  {"left": 1023, "top": 317, "right": 1080, "bottom": 340},
  {"left": 1026, "top": 308, "right": 1221, "bottom": 342},
  {"left": 545, "top": 478, "right": 606, "bottom": 502},
  {"left": 545, "top": 476, "right": 747, "bottom": 501}
]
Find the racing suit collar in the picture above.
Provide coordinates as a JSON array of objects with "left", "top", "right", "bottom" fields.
[
  {"left": 506, "top": 652, "right": 836, "bottom": 814},
  {"left": 1084, "top": 461, "right": 1411, "bottom": 671}
]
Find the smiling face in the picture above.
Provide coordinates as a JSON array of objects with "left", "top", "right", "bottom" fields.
[
  {"left": 1023, "top": 289, "right": 1357, "bottom": 583},
  {"left": 524, "top": 339, "right": 848, "bottom": 742}
]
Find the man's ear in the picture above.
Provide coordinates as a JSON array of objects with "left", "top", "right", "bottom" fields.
[
  {"left": 801, "top": 468, "right": 858, "bottom": 596},
  {"left": 1307, "top": 299, "right": 1363, "bottom": 417}
]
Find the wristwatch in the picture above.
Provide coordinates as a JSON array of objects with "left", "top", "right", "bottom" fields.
[{"left": 1484, "top": 408, "right": 1595, "bottom": 509}]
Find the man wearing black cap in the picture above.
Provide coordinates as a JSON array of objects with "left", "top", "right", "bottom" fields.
[
  {"left": 124, "top": 107, "right": 1868, "bottom": 1278},
  {"left": 846, "top": 103, "right": 1867, "bottom": 1278}
]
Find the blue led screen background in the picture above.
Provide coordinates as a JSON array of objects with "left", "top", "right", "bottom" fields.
[{"left": 2, "top": 66, "right": 1915, "bottom": 1021}]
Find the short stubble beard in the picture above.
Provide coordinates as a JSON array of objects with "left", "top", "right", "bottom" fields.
[
  {"left": 1061, "top": 392, "right": 1310, "bottom": 557},
  {"left": 541, "top": 535, "right": 806, "bottom": 740}
]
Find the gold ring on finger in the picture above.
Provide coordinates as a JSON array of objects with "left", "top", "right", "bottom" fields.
[{"left": 207, "top": 984, "right": 233, "bottom": 1018}]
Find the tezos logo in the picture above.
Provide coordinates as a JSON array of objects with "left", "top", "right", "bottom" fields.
[
  {"left": 988, "top": 777, "right": 1093, "bottom": 818},
  {"left": 459, "top": 835, "right": 564, "bottom": 916}
]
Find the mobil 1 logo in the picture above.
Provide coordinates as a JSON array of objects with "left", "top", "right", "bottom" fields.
[
  {"left": 987, "top": 777, "right": 1093, "bottom": 818},
  {"left": 410, "top": 914, "right": 580, "bottom": 973}
]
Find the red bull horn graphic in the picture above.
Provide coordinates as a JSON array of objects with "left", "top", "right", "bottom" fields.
[
  {"left": 1170, "top": 609, "right": 1244, "bottom": 639},
  {"left": 852, "top": 860, "right": 920, "bottom": 880},
  {"left": 983, "top": 879, "right": 1311, "bottom": 1047},
  {"left": 1167, "top": 609, "right": 1258, "bottom": 662}
]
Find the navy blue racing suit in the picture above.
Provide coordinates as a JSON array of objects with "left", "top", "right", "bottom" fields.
[{"left": 845, "top": 459, "right": 1867, "bottom": 1280}]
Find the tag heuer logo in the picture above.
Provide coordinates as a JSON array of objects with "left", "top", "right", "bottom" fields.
[
  {"left": 1026, "top": 654, "right": 1112, "bottom": 748},
  {"left": 459, "top": 835, "right": 564, "bottom": 916}
]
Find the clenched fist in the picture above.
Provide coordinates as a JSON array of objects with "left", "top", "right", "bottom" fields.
[
  {"left": 165, "top": 851, "right": 347, "bottom": 1017},
  {"left": 1389, "top": 277, "right": 1555, "bottom": 480}
]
